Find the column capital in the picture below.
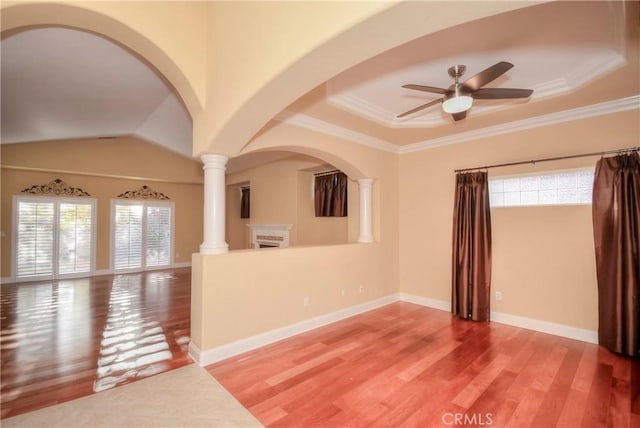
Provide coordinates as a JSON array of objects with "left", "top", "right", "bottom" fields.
[
  {"left": 201, "top": 154, "right": 228, "bottom": 169},
  {"left": 357, "top": 178, "right": 374, "bottom": 187}
]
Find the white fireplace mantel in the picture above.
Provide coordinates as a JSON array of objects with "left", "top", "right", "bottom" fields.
[{"left": 247, "top": 224, "right": 292, "bottom": 249}]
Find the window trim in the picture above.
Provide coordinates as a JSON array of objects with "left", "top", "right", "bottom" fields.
[
  {"left": 488, "top": 167, "right": 595, "bottom": 208},
  {"left": 109, "top": 199, "right": 175, "bottom": 273},
  {"left": 12, "top": 195, "right": 97, "bottom": 282}
]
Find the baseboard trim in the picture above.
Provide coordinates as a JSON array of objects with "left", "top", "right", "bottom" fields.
[
  {"left": 173, "top": 262, "right": 192, "bottom": 268},
  {"left": 191, "top": 291, "right": 599, "bottom": 366},
  {"left": 490, "top": 311, "right": 598, "bottom": 344},
  {"left": 190, "top": 293, "right": 401, "bottom": 367},
  {"left": 188, "top": 342, "right": 202, "bottom": 365},
  {"left": 399, "top": 292, "right": 450, "bottom": 312},
  {"left": 1, "top": 262, "right": 193, "bottom": 285},
  {"left": 399, "top": 292, "right": 598, "bottom": 344}
]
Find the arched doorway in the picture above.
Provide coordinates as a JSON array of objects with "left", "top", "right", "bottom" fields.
[{"left": 1, "top": 19, "right": 201, "bottom": 418}]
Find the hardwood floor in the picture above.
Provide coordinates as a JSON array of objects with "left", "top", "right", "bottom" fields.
[
  {"left": 208, "top": 302, "right": 640, "bottom": 427},
  {"left": 0, "top": 268, "right": 192, "bottom": 419},
  {"left": 3, "top": 275, "right": 638, "bottom": 427}
]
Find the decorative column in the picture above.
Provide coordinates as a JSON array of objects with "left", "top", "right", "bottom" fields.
[
  {"left": 200, "top": 154, "right": 229, "bottom": 254},
  {"left": 357, "top": 178, "right": 374, "bottom": 243}
]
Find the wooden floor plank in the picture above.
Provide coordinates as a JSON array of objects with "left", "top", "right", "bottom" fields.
[
  {"left": 530, "top": 343, "right": 582, "bottom": 427},
  {"left": 0, "top": 269, "right": 192, "bottom": 419},
  {"left": 3, "top": 277, "right": 636, "bottom": 428},
  {"left": 208, "top": 302, "right": 637, "bottom": 428}
]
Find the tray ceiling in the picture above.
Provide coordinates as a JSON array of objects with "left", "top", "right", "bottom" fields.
[{"left": 1, "top": 1, "right": 637, "bottom": 161}]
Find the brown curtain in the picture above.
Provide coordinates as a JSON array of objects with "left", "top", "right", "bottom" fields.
[
  {"left": 240, "top": 187, "right": 250, "bottom": 219},
  {"left": 592, "top": 152, "right": 640, "bottom": 357},
  {"left": 451, "top": 172, "right": 492, "bottom": 322},
  {"left": 315, "top": 172, "right": 347, "bottom": 217}
]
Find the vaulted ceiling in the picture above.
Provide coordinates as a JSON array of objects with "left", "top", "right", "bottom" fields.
[{"left": 1, "top": 1, "right": 638, "bottom": 164}]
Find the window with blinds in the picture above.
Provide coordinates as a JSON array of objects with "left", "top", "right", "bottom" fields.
[
  {"left": 112, "top": 201, "right": 173, "bottom": 271},
  {"left": 58, "top": 203, "right": 94, "bottom": 274},
  {"left": 113, "top": 204, "right": 144, "bottom": 270},
  {"left": 146, "top": 206, "right": 172, "bottom": 267},
  {"left": 15, "top": 197, "right": 95, "bottom": 280}
]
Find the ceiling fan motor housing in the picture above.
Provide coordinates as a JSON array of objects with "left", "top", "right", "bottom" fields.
[{"left": 443, "top": 85, "right": 473, "bottom": 114}]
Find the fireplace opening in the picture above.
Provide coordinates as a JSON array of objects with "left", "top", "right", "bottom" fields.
[{"left": 247, "top": 224, "right": 292, "bottom": 249}]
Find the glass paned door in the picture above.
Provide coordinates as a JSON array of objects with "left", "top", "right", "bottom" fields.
[{"left": 15, "top": 197, "right": 95, "bottom": 280}]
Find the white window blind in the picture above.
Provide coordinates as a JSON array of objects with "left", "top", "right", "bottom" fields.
[
  {"left": 113, "top": 204, "right": 143, "bottom": 270},
  {"left": 15, "top": 197, "right": 95, "bottom": 280},
  {"left": 112, "top": 202, "right": 173, "bottom": 271},
  {"left": 16, "top": 201, "right": 55, "bottom": 278},
  {"left": 145, "top": 206, "right": 172, "bottom": 267},
  {"left": 489, "top": 168, "right": 595, "bottom": 207},
  {"left": 58, "top": 203, "right": 93, "bottom": 275}
]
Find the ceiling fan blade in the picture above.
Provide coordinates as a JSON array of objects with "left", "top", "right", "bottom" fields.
[
  {"left": 402, "top": 84, "right": 447, "bottom": 94},
  {"left": 473, "top": 88, "right": 533, "bottom": 99},
  {"left": 462, "top": 61, "right": 514, "bottom": 91},
  {"left": 452, "top": 111, "right": 467, "bottom": 122},
  {"left": 396, "top": 98, "right": 442, "bottom": 118}
]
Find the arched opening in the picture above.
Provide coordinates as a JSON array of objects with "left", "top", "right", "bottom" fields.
[
  {"left": 1, "top": 17, "right": 202, "bottom": 416},
  {"left": 225, "top": 149, "right": 366, "bottom": 250}
]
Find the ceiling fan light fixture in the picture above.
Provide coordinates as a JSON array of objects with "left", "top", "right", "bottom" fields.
[{"left": 442, "top": 87, "right": 473, "bottom": 114}]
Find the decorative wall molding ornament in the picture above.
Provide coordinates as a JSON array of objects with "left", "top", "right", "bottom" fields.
[
  {"left": 117, "top": 185, "right": 170, "bottom": 200},
  {"left": 21, "top": 178, "right": 90, "bottom": 196}
]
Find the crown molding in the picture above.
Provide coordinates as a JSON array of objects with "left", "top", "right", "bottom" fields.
[
  {"left": 326, "top": 52, "right": 627, "bottom": 128},
  {"left": 327, "top": 89, "right": 445, "bottom": 127},
  {"left": 564, "top": 52, "right": 627, "bottom": 92},
  {"left": 399, "top": 95, "right": 640, "bottom": 153},
  {"left": 274, "top": 110, "right": 399, "bottom": 153},
  {"left": 274, "top": 96, "right": 639, "bottom": 155}
]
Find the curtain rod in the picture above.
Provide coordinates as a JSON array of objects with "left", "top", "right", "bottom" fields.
[
  {"left": 454, "top": 146, "right": 639, "bottom": 173},
  {"left": 314, "top": 169, "right": 341, "bottom": 177}
]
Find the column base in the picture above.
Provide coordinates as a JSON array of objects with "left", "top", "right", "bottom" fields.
[
  {"left": 199, "top": 242, "right": 229, "bottom": 254},
  {"left": 358, "top": 235, "right": 374, "bottom": 243}
]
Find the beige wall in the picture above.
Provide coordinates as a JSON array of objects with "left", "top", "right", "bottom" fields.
[
  {"left": 226, "top": 157, "right": 311, "bottom": 246},
  {"left": 399, "top": 110, "right": 639, "bottom": 331},
  {"left": 225, "top": 156, "right": 352, "bottom": 248},
  {"left": 1, "top": 138, "right": 204, "bottom": 278},
  {"left": 192, "top": 243, "right": 394, "bottom": 350},
  {"left": 192, "top": 124, "right": 400, "bottom": 352}
]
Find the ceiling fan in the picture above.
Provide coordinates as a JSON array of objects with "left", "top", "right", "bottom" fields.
[{"left": 397, "top": 61, "right": 533, "bottom": 121}]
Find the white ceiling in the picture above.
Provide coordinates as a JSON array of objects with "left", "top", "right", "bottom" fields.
[
  {"left": 1, "top": 27, "right": 193, "bottom": 157},
  {"left": 0, "top": 1, "right": 637, "bottom": 166},
  {"left": 326, "top": 0, "right": 626, "bottom": 127}
]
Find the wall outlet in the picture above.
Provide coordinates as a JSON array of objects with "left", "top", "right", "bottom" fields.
[
  {"left": 341, "top": 288, "right": 346, "bottom": 297},
  {"left": 359, "top": 285, "right": 364, "bottom": 293},
  {"left": 495, "top": 291, "right": 502, "bottom": 301},
  {"left": 303, "top": 296, "right": 310, "bottom": 307}
]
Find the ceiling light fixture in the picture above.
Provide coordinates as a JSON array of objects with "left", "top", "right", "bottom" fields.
[{"left": 442, "top": 86, "right": 473, "bottom": 114}]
